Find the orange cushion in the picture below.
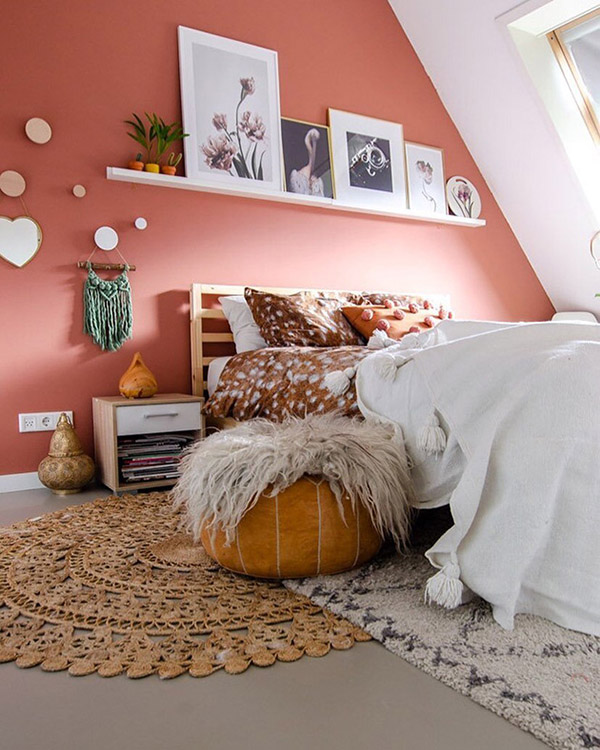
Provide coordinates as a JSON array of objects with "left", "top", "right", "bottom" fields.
[{"left": 342, "top": 303, "right": 450, "bottom": 341}]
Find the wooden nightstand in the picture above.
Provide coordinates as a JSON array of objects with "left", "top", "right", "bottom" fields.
[{"left": 92, "top": 393, "right": 204, "bottom": 492}]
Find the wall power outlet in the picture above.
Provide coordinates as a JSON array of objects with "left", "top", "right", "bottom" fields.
[{"left": 18, "top": 411, "right": 74, "bottom": 433}]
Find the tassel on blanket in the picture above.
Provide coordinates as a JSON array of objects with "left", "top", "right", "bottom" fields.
[
  {"left": 417, "top": 412, "right": 446, "bottom": 455},
  {"left": 367, "top": 329, "right": 396, "bottom": 350},
  {"left": 425, "top": 560, "right": 464, "bottom": 608},
  {"left": 373, "top": 353, "right": 399, "bottom": 382},
  {"left": 323, "top": 366, "right": 356, "bottom": 396}
]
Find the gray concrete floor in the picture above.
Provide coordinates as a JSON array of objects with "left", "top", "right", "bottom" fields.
[{"left": 0, "top": 486, "right": 548, "bottom": 750}]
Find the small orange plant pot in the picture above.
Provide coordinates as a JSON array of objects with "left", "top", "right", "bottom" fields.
[{"left": 161, "top": 165, "right": 177, "bottom": 176}]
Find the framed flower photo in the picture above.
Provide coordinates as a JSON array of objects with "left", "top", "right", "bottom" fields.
[
  {"left": 405, "top": 142, "right": 446, "bottom": 215},
  {"left": 281, "top": 118, "right": 334, "bottom": 199},
  {"left": 178, "top": 26, "right": 283, "bottom": 191},
  {"left": 328, "top": 109, "right": 406, "bottom": 210}
]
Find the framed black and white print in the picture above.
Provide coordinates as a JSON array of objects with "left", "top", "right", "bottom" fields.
[
  {"left": 405, "top": 142, "right": 447, "bottom": 215},
  {"left": 281, "top": 118, "right": 334, "bottom": 199},
  {"left": 328, "top": 109, "right": 406, "bottom": 209},
  {"left": 178, "top": 26, "right": 283, "bottom": 191}
]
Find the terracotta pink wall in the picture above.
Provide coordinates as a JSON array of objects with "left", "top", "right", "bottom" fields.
[{"left": 0, "top": 0, "right": 553, "bottom": 476}]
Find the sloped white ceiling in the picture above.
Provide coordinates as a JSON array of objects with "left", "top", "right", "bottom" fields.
[{"left": 389, "top": 0, "right": 600, "bottom": 313}]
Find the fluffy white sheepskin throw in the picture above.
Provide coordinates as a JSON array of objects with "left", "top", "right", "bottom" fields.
[{"left": 173, "top": 413, "right": 415, "bottom": 549}]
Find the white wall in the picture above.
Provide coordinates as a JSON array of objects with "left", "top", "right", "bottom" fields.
[{"left": 389, "top": 0, "right": 600, "bottom": 313}]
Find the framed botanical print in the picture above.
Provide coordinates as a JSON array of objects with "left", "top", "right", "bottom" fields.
[
  {"left": 328, "top": 109, "right": 406, "bottom": 210},
  {"left": 281, "top": 118, "right": 334, "bottom": 199},
  {"left": 405, "top": 142, "right": 446, "bottom": 215},
  {"left": 178, "top": 26, "right": 283, "bottom": 191}
]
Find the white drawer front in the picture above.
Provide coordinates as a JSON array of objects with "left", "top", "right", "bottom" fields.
[{"left": 116, "top": 402, "right": 202, "bottom": 436}]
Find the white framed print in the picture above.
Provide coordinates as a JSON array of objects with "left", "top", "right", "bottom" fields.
[
  {"left": 178, "top": 26, "right": 283, "bottom": 191},
  {"left": 328, "top": 109, "right": 406, "bottom": 210},
  {"left": 405, "top": 142, "right": 446, "bottom": 215}
]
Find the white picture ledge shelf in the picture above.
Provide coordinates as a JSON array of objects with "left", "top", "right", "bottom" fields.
[{"left": 106, "top": 168, "right": 486, "bottom": 228}]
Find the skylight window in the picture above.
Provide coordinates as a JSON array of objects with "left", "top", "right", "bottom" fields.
[{"left": 548, "top": 9, "right": 600, "bottom": 146}]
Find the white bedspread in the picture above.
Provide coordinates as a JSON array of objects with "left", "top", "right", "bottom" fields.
[{"left": 355, "top": 320, "right": 600, "bottom": 635}]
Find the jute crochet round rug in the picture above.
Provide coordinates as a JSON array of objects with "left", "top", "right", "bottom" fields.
[{"left": 0, "top": 492, "right": 369, "bottom": 679}]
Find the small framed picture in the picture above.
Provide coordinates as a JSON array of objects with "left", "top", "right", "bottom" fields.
[
  {"left": 178, "top": 26, "right": 283, "bottom": 192},
  {"left": 328, "top": 109, "right": 406, "bottom": 210},
  {"left": 405, "top": 143, "right": 446, "bottom": 215},
  {"left": 281, "top": 118, "right": 334, "bottom": 199}
]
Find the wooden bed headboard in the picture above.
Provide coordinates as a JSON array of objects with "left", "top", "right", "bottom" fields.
[
  {"left": 190, "top": 283, "right": 348, "bottom": 397},
  {"left": 190, "top": 283, "right": 451, "bottom": 398}
]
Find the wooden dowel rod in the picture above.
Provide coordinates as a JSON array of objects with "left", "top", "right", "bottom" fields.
[{"left": 77, "top": 262, "right": 136, "bottom": 271}]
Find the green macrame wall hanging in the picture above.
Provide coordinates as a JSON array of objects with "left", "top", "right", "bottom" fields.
[{"left": 83, "top": 263, "right": 133, "bottom": 351}]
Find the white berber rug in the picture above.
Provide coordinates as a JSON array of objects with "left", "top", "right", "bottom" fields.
[{"left": 284, "top": 508, "right": 600, "bottom": 750}]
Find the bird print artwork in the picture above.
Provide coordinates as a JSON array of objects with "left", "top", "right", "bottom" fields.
[{"left": 281, "top": 118, "right": 334, "bottom": 198}]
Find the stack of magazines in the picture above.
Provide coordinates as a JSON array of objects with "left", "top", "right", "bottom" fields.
[{"left": 118, "top": 433, "right": 196, "bottom": 483}]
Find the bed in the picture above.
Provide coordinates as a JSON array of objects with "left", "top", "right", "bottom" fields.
[
  {"left": 189, "top": 282, "right": 448, "bottom": 430},
  {"left": 190, "top": 284, "right": 600, "bottom": 636}
]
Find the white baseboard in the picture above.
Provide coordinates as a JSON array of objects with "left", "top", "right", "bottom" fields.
[{"left": 0, "top": 472, "right": 44, "bottom": 493}]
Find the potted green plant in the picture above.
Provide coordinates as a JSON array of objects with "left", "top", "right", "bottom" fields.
[
  {"left": 147, "top": 114, "right": 188, "bottom": 175},
  {"left": 162, "top": 152, "right": 183, "bottom": 176},
  {"left": 125, "top": 113, "right": 159, "bottom": 172},
  {"left": 128, "top": 152, "right": 145, "bottom": 171}
]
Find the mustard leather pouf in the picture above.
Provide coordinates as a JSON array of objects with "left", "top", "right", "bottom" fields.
[{"left": 200, "top": 476, "right": 382, "bottom": 579}]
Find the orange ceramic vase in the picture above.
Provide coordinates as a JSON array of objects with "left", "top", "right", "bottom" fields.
[{"left": 118, "top": 352, "right": 158, "bottom": 399}]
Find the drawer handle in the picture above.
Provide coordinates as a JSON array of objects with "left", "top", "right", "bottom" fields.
[{"left": 143, "top": 412, "right": 180, "bottom": 419}]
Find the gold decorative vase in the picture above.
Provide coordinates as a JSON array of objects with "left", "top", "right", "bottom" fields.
[
  {"left": 119, "top": 352, "right": 158, "bottom": 399},
  {"left": 38, "top": 413, "right": 95, "bottom": 495}
]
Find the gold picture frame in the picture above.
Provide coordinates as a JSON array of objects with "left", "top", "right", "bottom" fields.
[{"left": 281, "top": 117, "right": 335, "bottom": 199}]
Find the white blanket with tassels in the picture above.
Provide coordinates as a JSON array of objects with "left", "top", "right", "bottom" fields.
[{"left": 353, "top": 320, "right": 600, "bottom": 636}]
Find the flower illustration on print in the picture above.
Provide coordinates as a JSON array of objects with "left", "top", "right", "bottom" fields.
[
  {"left": 240, "top": 77, "right": 256, "bottom": 98},
  {"left": 212, "top": 113, "right": 228, "bottom": 132},
  {"left": 201, "top": 76, "right": 267, "bottom": 180},
  {"left": 416, "top": 160, "right": 436, "bottom": 211},
  {"left": 238, "top": 111, "right": 266, "bottom": 142},
  {"left": 451, "top": 178, "right": 474, "bottom": 217},
  {"left": 201, "top": 134, "right": 238, "bottom": 172}
]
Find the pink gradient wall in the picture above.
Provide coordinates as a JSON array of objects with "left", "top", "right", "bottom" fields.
[{"left": 0, "top": 0, "right": 553, "bottom": 476}]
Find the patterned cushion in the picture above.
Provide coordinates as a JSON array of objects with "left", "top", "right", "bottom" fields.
[
  {"left": 349, "top": 292, "right": 439, "bottom": 307},
  {"left": 244, "top": 288, "right": 363, "bottom": 347},
  {"left": 342, "top": 303, "right": 451, "bottom": 341}
]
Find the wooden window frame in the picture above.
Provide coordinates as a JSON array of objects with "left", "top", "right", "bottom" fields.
[{"left": 547, "top": 8, "right": 600, "bottom": 147}]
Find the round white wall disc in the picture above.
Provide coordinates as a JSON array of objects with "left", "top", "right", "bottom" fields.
[
  {"left": 134, "top": 217, "right": 147, "bottom": 230},
  {"left": 72, "top": 184, "right": 87, "bottom": 198},
  {"left": 94, "top": 225, "right": 119, "bottom": 251}
]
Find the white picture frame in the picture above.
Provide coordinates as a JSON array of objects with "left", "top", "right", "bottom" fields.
[
  {"left": 328, "top": 109, "right": 406, "bottom": 210},
  {"left": 405, "top": 142, "right": 447, "bottom": 215},
  {"left": 178, "top": 26, "right": 283, "bottom": 192}
]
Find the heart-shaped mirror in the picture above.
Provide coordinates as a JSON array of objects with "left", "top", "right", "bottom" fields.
[{"left": 0, "top": 216, "right": 43, "bottom": 268}]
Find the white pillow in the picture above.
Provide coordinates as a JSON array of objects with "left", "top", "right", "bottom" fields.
[{"left": 219, "top": 295, "right": 267, "bottom": 353}]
